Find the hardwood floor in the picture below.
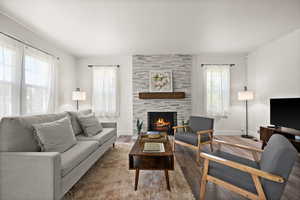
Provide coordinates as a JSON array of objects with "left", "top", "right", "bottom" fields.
[{"left": 118, "top": 135, "right": 300, "bottom": 200}]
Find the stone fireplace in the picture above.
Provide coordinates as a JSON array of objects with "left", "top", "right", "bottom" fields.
[
  {"left": 148, "top": 112, "right": 177, "bottom": 135},
  {"left": 132, "top": 54, "right": 192, "bottom": 135}
]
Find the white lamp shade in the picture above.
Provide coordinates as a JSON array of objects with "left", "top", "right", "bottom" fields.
[
  {"left": 72, "top": 91, "right": 86, "bottom": 101},
  {"left": 238, "top": 91, "right": 254, "bottom": 101}
]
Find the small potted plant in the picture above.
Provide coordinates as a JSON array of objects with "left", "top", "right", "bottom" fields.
[{"left": 136, "top": 119, "right": 143, "bottom": 135}]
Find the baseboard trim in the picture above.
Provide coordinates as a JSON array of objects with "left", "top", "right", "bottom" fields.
[
  {"left": 117, "top": 130, "right": 132, "bottom": 136},
  {"left": 248, "top": 130, "right": 259, "bottom": 139},
  {"left": 214, "top": 130, "right": 242, "bottom": 136}
]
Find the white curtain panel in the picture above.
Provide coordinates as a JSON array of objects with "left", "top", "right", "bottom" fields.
[
  {"left": 92, "top": 66, "right": 119, "bottom": 117},
  {"left": 204, "top": 65, "right": 230, "bottom": 117},
  {"left": 0, "top": 34, "right": 57, "bottom": 117},
  {"left": 22, "top": 47, "right": 57, "bottom": 115},
  {"left": 0, "top": 35, "right": 22, "bottom": 117}
]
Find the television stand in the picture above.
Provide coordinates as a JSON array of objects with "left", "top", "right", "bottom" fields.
[{"left": 260, "top": 126, "right": 300, "bottom": 152}]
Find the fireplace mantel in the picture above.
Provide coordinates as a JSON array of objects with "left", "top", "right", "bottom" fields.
[{"left": 139, "top": 92, "right": 185, "bottom": 99}]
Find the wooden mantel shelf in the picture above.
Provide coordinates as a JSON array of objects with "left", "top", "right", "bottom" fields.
[{"left": 139, "top": 92, "right": 185, "bottom": 99}]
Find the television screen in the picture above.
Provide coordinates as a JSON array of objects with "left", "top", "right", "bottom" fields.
[{"left": 270, "top": 98, "right": 300, "bottom": 130}]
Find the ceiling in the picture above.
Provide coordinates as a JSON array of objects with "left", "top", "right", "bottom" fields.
[{"left": 0, "top": 0, "right": 300, "bottom": 57}]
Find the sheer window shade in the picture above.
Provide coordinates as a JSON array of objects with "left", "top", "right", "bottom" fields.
[
  {"left": 0, "top": 35, "right": 22, "bottom": 116},
  {"left": 204, "top": 65, "right": 230, "bottom": 117},
  {"left": 92, "top": 67, "right": 119, "bottom": 117},
  {"left": 0, "top": 35, "right": 57, "bottom": 117},
  {"left": 23, "top": 47, "right": 57, "bottom": 115}
]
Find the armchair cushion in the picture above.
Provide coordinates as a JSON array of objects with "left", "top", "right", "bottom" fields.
[
  {"left": 209, "top": 150, "right": 259, "bottom": 194},
  {"left": 175, "top": 132, "right": 198, "bottom": 146},
  {"left": 175, "top": 131, "right": 211, "bottom": 146},
  {"left": 189, "top": 116, "right": 214, "bottom": 132},
  {"left": 259, "top": 134, "right": 298, "bottom": 200}
]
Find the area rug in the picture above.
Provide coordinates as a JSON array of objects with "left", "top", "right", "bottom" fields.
[{"left": 64, "top": 143, "right": 195, "bottom": 200}]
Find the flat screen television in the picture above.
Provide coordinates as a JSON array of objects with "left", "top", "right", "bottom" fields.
[{"left": 270, "top": 98, "right": 300, "bottom": 130}]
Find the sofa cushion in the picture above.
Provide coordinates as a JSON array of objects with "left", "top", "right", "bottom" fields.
[
  {"left": 77, "top": 114, "right": 103, "bottom": 137},
  {"left": 67, "top": 109, "right": 92, "bottom": 135},
  {"left": 0, "top": 112, "right": 68, "bottom": 152},
  {"left": 33, "top": 117, "right": 77, "bottom": 153},
  {"left": 76, "top": 128, "right": 117, "bottom": 146},
  {"left": 61, "top": 141, "right": 99, "bottom": 177},
  {"left": 209, "top": 150, "right": 259, "bottom": 194}
]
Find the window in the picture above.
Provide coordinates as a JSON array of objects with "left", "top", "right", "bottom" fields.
[
  {"left": 0, "top": 34, "right": 57, "bottom": 117},
  {"left": 92, "top": 66, "right": 119, "bottom": 117},
  {"left": 0, "top": 36, "right": 22, "bottom": 116},
  {"left": 23, "top": 48, "right": 56, "bottom": 114},
  {"left": 204, "top": 65, "right": 230, "bottom": 117}
]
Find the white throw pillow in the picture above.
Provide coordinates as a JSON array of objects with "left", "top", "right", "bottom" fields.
[
  {"left": 77, "top": 114, "right": 103, "bottom": 137},
  {"left": 33, "top": 117, "right": 77, "bottom": 153}
]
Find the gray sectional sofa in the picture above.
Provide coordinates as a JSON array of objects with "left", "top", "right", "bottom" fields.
[{"left": 0, "top": 109, "right": 117, "bottom": 200}]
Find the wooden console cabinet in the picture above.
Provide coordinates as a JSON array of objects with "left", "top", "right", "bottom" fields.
[{"left": 260, "top": 126, "right": 300, "bottom": 152}]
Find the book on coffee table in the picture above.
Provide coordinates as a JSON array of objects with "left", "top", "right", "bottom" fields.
[{"left": 143, "top": 142, "right": 165, "bottom": 153}]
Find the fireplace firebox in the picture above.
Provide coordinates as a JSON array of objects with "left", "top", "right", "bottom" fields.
[{"left": 148, "top": 112, "right": 177, "bottom": 135}]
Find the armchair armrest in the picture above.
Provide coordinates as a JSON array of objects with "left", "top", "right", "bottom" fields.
[
  {"left": 0, "top": 152, "right": 61, "bottom": 200},
  {"left": 199, "top": 152, "right": 284, "bottom": 183},
  {"left": 214, "top": 139, "right": 263, "bottom": 153},
  {"left": 197, "top": 129, "right": 214, "bottom": 135}
]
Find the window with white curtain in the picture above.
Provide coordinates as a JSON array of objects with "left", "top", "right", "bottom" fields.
[
  {"left": 92, "top": 66, "right": 119, "bottom": 117},
  {"left": 0, "top": 34, "right": 57, "bottom": 117},
  {"left": 0, "top": 35, "right": 22, "bottom": 116},
  {"left": 204, "top": 65, "right": 230, "bottom": 117},
  {"left": 23, "top": 47, "right": 57, "bottom": 114}
]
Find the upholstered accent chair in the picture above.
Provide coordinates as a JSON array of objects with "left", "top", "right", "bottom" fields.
[
  {"left": 199, "top": 134, "right": 298, "bottom": 200},
  {"left": 173, "top": 116, "right": 214, "bottom": 162}
]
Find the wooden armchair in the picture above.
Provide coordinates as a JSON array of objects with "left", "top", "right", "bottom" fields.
[
  {"left": 199, "top": 134, "right": 298, "bottom": 200},
  {"left": 173, "top": 116, "right": 214, "bottom": 163}
]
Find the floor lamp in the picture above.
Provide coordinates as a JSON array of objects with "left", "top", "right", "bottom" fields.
[
  {"left": 238, "top": 86, "right": 254, "bottom": 139},
  {"left": 72, "top": 88, "right": 86, "bottom": 111}
]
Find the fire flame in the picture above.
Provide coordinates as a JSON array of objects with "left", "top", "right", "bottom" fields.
[{"left": 156, "top": 118, "right": 170, "bottom": 126}]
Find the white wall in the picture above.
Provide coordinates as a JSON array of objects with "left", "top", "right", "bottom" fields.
[
  {"left": 0, "top": 13, "right": 77, "bottom": 111},
  {"left": 247, "top": 29, "right": 300, "bottom": 137},
  {"left": 192, "top": 53, "right": 248, "bottom": 135},
  {"left": 76, "top": 54, "right": 246, "bottom": 136},
  {"left": 76, "top": 56, "right": 133, "bottom": 136}
]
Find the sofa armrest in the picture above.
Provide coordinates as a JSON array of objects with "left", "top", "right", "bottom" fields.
[
  {"left": 0, "top": 152, "right": 61, "bottom": 200},
  {"left": 101, "top": 122, "right": 117, "bottom": 129}
]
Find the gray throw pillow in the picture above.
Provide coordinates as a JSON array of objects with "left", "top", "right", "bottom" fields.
[
  {"left": 77, "top": 114, "right": 103, "bottom": 137},
  {"left": 33, "top": 117, "right": 77, "bottom": 153},
  {"left": 67, "top": 109, "right": 92, "bottom": 135}
]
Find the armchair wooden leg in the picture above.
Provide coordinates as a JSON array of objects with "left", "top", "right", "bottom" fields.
[
  {"left": 197, "top": 145, "right": 202, "bottom": 164},
  {"left": 173, "top": 139, "right": 176, "bottom": 152},
  {"left": 210, "top": 142, "right": 213, "bottom": 152},
  {"left": 252, "top": 174, "right": 266, "bottom": 200},
  {"left": 200, "top": 159, "right": 209, "bottom": 200}
]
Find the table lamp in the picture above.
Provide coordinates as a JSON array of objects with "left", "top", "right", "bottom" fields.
[{"left": 72, "top": 88, "right": 86, "bottom": 111}]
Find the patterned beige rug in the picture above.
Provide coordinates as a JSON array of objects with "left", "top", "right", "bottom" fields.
[{"left": 64, "top": 143, "right": 195, "bottom": 200}]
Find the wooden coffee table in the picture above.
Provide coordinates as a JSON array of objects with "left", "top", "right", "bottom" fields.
[{"left": 128, "top": 135, "right": 174, "bottom": 191}]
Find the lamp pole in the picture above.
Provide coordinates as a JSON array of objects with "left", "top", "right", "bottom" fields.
[{"left": 241, "top": 86, "right": 253, "bottom": 139}]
